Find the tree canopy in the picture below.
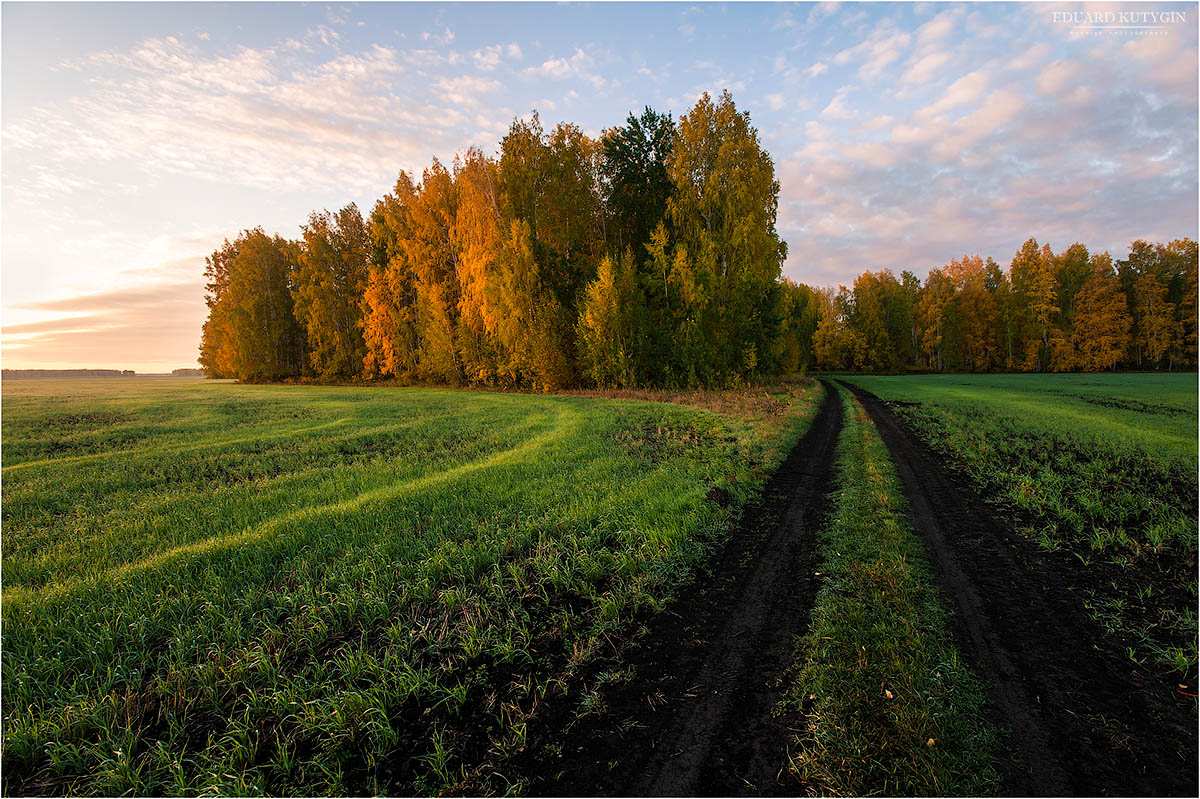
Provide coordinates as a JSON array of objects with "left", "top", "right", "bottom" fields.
[{"left": 200, "top": 93, "right": 1198, "bottom": 384}]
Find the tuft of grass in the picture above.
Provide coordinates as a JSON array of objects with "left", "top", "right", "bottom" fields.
[
  {"left": 844, "top": 373, "right": 1197, "bottom": 678},
  {"left": 1, "top": 377, "right": 821, "bottom": 796},
  {"left": 778, "top": 385, "right": 999, "bottom": 797}
]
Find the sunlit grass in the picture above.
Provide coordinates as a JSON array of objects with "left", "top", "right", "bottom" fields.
[
  {"left": 843, "top": 372, "right": 1198, "bottom": 677},
  {"left": 2, "top": 377, "right": 820, "bottom": 795}
]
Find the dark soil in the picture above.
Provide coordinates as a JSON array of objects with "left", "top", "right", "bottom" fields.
[
  {"left": 1050, "top": 390, "right": 1193, "bottom": 418},
  {"left": 843, "top": 381, "right": 1199, "bottom": 798},
  {"left": 527, "top": 381, "right": 844, "bottom": 797}
]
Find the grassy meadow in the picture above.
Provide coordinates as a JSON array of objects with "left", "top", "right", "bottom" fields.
[
  {"left": 4, "top": 372, "right": 1195, "bottom": 796},
  {"left": 843, "top": 373, "right": 1199, "bottom": 677},
  {"left": 1, "top": 377, "right": 821, "bottom": 795}
]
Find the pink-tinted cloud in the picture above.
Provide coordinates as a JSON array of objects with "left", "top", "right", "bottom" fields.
[{"left": 778, "top": 11, "right": 1197, "bottom": 287}]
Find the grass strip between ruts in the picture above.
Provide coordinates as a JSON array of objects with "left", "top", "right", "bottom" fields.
[{"left": 777, "top": 384, "right": 999, "bottom": 796}]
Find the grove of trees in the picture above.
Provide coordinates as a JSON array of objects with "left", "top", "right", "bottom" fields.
[
  {"left": 812, "top": 238, "right": 1197, "bottom": 373},
  {"left": 200, "top": 92, "right": 1198, "bottom": 385}
]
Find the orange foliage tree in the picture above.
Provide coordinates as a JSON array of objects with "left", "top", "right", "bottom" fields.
[{"left": 198, "top": 91, "right": 1198, "bottom": 383}]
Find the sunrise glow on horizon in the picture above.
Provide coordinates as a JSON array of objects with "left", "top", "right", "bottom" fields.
[{"left": 2, "top": 1, "right": 1196, "bottom": 372}]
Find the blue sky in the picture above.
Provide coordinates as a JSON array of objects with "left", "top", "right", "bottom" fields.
[{"left": 3, "top": 1, "right": 1197, "bottom": 371}]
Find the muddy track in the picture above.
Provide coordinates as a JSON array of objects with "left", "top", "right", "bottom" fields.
[
  {"left": 843, "top": 381, "right": 1198, "bottom": 798},
  {"left": 528, "top": 381, "right": 843, "bottom": 797}
]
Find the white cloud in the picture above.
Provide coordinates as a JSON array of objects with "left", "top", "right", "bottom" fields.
[
  {"left": 837, "top": 24, "right": 913, "bottom": 81},
  {"left": 819, "top": 85, "right": 857, "bottom": 120},
  {"left": 900, "top": 49, "right": 954, "bottom": 85},
  {"left": 952, "top": 88, "right": 1024, "bottom": 142},
  {"left": 422, "top": 26, "right": 455, "bottom": 46},
  {"left": 775, "top": 26, "right": 1200, "bottom": 284},
  {"left": 1035, "top": 60, "right": 1078, "bottom": 97},
  {"left": 307, "top": 25, "right": 340, "bottom": 48},
  {"left": 1120, "top": 34, "right": 1198, "bottom": 99},
  {"left": 840, "top": 10, "right": 869, "bottom": 30},
  {"left": 860, "top": 114, "right": 894, "bottom": 131},
  {"left": 473, "top": 45, "right": 504, "bottom": 70},
  {"left": 917, "top": 69, "right": 989, "bottom": 118},
  {"left": 524, "top": 48, "right": 605, "bottom": 89},
  {"left": 840, "top": 140, "right": 900, "bottom": 167},
  {"left": 533, "top": 56, "right": 572, "bottom": 79},
  {"left": 400, "top": 48, "right": 460, "bottom": 68},
  {"left": 806, "top": 61, "right": 829, "bottom": 77},
  {"left": 1009, "top": 41, "right": 1051, "bottom": 72},
  {"left": 434, "top": 74, "right": 502, "bottom": 107},
  {"left": 807, "top": 2, "right": 840, "bottom": 25},
  {"left": 469, "top": 42, "right": 522, "bottom": 71},
  {"left": 8, "top": 37, "right": 487, "bottom": 199},
  {"left": 889, "top": 122, "right": 935, "bottom": 146},
  {"left": 914, "top": 8, "right": 959, "bottom": 52}
]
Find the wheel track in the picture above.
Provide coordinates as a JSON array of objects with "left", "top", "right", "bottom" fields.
[
  {"left": 843, "top": 380, "right": 1197, "bottom": 798},
  {"left": 533, "top": 380, "right": 843, "bottom": 796}
]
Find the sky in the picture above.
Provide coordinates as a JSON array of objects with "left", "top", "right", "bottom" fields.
[{"left": 2, "top": 1, "right": 1196, "bottom": 372}]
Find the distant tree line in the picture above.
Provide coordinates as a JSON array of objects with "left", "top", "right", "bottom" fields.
[
  {"left": 811, "top": 238, "right": 1197, "bottom": 373},
  {"left": 2, "top": 369, "right": 137, "bottom": 380},
  {"left": 199, "top": 91, "right": 1197, "bottom": 385}
]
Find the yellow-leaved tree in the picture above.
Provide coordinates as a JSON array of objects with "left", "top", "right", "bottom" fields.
[
  {"left": 947, "top": 255, "right": 1000, "bottom": 371},
  {"left": 577, "top": 251, "right": 640, "bottom": 387},
  {"left": 362, "top": 174, "right": 419, "bottom": 380},
  {"left": 453, "top": 148, "right": 502, "bottom": 383},
  {"left": 404, "top": 159, "right": 462, "bottom": 384},
  {"left": 199, "top": 238, "right": 240, "bottom": 379},
  {"left": 667, "top": 91, "right": 785, "bottom": 385},
  {"left": 1134, "top": 272, "right": 1176, "bottom": 368},
  {"left": 1072, "top": 252, "right": 1131, "bottom": 371},
  {"left": 918, "top": 268, "right": 955, "bottom": 372},
  {"left": 292, "top": 204, "right": 370, "bottom": 379}
]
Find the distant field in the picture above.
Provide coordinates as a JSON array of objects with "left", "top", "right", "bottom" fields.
[
  {"left": 1, "top": 378, "right": 821, "bottom": 795},
  {"left": 844, "top": 373, "right": 1198, "bottom": 677},
  {"left": 846, "top": 373, "right": 1196, "bottom": 461}
]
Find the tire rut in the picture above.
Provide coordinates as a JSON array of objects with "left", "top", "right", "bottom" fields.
[
  {"left": 843, "top": 380, "right": 1198, "bottom": 798},
  {"left": 531, "top": 380, "right": 843, "bottom": 797}
]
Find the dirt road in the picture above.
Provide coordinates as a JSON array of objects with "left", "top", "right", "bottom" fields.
[
  {"left": 846, "top": 381, "right": 1198, "bottom": 797},
  {"left": 532, "top": 381, "right": 843, "bottom": 796}
]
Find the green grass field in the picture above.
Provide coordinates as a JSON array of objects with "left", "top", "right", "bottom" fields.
[
  {"left": 1, "top": 377, "right": 821, "bottom": 795},
  {"left": 4, "top": 373, "right": 1195, "bottom": 796},
  {"left": 843, "top": 373, "right": 1198, "bottom": 676}
]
